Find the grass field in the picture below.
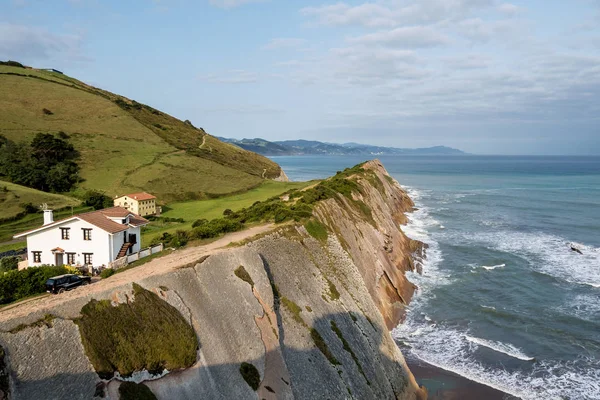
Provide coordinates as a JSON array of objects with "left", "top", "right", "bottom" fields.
[
  {"left": 142, "top": 180, "right": 315, "bottom": 243},
  {"left": 0, "top": 65, "right": 282, "bottom": 205},
  {"left": 0, "top": 180, "right": 80, "bottom": 220}
]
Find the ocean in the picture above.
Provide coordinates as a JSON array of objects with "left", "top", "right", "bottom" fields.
[{"left": 271, "top": 155, "right": 600, "bottom": 400}]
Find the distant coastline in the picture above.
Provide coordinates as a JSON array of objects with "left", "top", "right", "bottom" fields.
[{"left": 218, "top": 137, "right": 466, "bottom": 157}]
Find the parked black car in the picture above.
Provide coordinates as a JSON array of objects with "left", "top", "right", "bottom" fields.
[{"left": 45, "top": 274, "right": 91, "bottom": 294}]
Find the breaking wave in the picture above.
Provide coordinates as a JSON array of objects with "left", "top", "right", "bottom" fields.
[
  {"left": 464, "top": 335, "right": 534, "bottom": 361},
  {"left": 393, "top": 319, "right": 600, "bottom": 400}
]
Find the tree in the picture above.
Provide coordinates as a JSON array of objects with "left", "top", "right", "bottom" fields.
[
  {"left": 82, "top": 190, "right": 113, "bottom": 210},
  {"left": 0, "top": 133, "right": 80, "bottom": 193}
]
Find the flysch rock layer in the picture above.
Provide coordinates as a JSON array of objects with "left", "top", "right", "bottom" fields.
[{"left": 0, "top": 160, "right": 427, "bottom": 400}]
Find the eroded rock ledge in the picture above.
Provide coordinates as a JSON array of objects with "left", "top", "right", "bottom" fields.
[{"left": 0, "top": 160, "right": 427, "bottom": 400}]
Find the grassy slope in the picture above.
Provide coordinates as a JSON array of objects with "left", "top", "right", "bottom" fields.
[
  {"left": 142, "top": 180, "right": 314, "bottom": 244},
  {"left": 0, "top": 65, "right": 281, "bottom": 203},
  {"left": 0, "top": 180, "right": 80, "bottom": 220}
]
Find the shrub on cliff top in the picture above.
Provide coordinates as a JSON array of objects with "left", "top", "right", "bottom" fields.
[{"left": 75, "top": 283, "right": 198, "bottom": 379}]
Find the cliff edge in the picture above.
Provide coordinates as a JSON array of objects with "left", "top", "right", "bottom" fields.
[{"left": 0, "top": 160, "right": 427, "bottom": 400}]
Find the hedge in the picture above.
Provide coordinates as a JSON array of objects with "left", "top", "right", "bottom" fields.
[{"left": 0, "top": 265, "right": 69, "bottom": 304}]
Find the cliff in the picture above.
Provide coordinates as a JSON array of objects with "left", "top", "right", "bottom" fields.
[{"left": 0, "top": 160, "right": 427, "bottom": 400}]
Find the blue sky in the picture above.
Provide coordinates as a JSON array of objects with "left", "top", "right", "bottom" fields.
[{"left": 1, "top": 0, "right": 600, "bottom": 154}]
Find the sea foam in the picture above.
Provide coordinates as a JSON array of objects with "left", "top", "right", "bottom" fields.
[
  {"left": 464, "top": 335, "right": 534, "bottom": 361},
  {"left": 393, "top": 319, "right": 600, "bottom": 400},
  {"left": 461, "top": 230, "right": 600, "bottom": 288},
  {"left": 395, "top": 186, "right": 600, "bottom": 399}
]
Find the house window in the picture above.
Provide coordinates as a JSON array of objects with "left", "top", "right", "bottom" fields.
[
  {"left": 60, "top": 227, "right": 70, "bottom": 240},
  {"left": 32, "top": 251, "right": 42, "bottom": 263},
  {"left": 66, "top": 253, "right": 76, "bottom": 264},
  {"left": 82, "top": 228, "right": 92, "bottom": 241},
  {"left": 83, "top": 253, "right": 93, "bottom": 265}
]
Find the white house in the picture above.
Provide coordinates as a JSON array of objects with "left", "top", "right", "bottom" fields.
[{"left": 13, "top": 207, "right": 149, "bottom": 268}]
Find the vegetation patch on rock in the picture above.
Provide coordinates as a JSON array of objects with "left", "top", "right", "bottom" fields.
[
  {"left": 325, "top": 278, "right": 341, "bottom": 301},
  {"left": 75, "top": 283, "right": 198, "bottom": 379},
  {"left": 330, "top": 320, "right": 369, "bottom": 384},
  {"left": 239, "top": 362, "right": 261, "bottom": 391},
  {"left": 118, "top": 382, "right": 157, "bottom": 400},
  {"left": 9, "top": 314, "right": 55, "bottom": 333},
  {"left": 304, "top": 220, "right": 328, "bottom": 242},
  {"left": 310, "top": 328, "right": 339, "bottom": 366},
  {"left": 234, "top": 265, "right": 254, "bottom": 287}
]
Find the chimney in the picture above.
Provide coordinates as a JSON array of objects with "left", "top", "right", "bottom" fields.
[{"left": 43, "top": 209, "right": 54, "bottom": 225}]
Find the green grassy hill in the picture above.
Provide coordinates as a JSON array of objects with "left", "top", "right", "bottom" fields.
[
  {"left": 0, "top": 64, "right": 283, "bottom": 204},
  {"left": 0, "top": 180, "right": 80, "bottom": 220}
]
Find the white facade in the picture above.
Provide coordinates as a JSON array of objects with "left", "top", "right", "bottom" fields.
[
  {"left": 114, "top": 193, "right": 157, "bottom": 217},
  {"left": 16, "top": 210, "right": 145, "bottom": 268}
]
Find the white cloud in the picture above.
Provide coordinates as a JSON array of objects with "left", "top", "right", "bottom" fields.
[
  {"left": 0, "top": 23, "right": 88, "bottom": 63},
  {"left": 350, "top": 26, "right": 450, "bottom": 48},
  {"left": 301, "top": 3, "right": 397, "bottom": 28},
  {"left": 497, "top": 3, "right": 521, "bottom": 16},
  {"left": 209, "top": 0, "right": 266, "bottom": 9},
  {"left": 199, "top": 69, "right": 259, "bottom": 84},
  {"left": 262, "top": 38, "right": 306, "bottom": 50},
  {"left": 301, "top": 0, "right": 495, "bottom": 28}
]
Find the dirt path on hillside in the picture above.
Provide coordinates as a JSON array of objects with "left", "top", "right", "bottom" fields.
[{"left": 0, "top": 224, "right": 276, "bottom": 323}]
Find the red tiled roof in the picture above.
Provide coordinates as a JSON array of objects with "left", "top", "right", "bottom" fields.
[
  {"left": 79, "top": 213, "right": 129, "bottom": 234},
  {"left": 128, "top": 215, "right": 149, "bottom": 227},
  {"left": 117, "top": 192, "right": 156, "bottom": 201},
  {"left": 13, "top": 207, "right": 148, "bottom": 237}
]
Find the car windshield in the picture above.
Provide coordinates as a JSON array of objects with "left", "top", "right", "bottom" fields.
[{"left": 46, "top": 279, "right": 55, "bottom": 285}]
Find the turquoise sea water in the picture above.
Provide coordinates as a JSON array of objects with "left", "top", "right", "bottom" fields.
[{"left": 272, "top": 155, "right": 600, "bottom": 400}]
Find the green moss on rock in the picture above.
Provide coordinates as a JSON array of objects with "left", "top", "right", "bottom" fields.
[
  {"left": 240, "top": 362, "right": 261, "bottom": 391},
  {"left": 75, "top": 283, "right": 198, "bottom": 379},
  {"left": 281, "top": 296, "right": 305, "bottom": 326},
  {"left": 234, "top": 265, "right": 254, "bottom": 287},
  {"left": 304, "top": 220, "right": 328, "bottom": 242},
  {"left": 330, "top": 320, "right": 369, "bottom": 384},
  {"left": 311, "top": 328, "right": 339, "bottom": 365}
]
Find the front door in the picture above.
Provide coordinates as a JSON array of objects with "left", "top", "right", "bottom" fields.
[{"left": 55, "top": 253, "right": 64, "bottom": 266}]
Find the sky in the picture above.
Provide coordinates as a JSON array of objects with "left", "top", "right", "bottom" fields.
[{"left": 1, "top": 0, "right": 600, "bottom": 155}]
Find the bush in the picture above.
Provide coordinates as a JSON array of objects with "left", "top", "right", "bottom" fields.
[
  {"left": 191, "top": 218, "right": 243, "bottom": 240},
  {"left": 82, "top": 190, "right": 112, "bottom": 210},
  {"left": 0, "top": 265, "right": 69, "bottom": 304},
  {"left": 100, "top": 268, "right": 115, "bottom": 279},
  {"left": 118, "top": 382, "right": 157, "bottom": 400},
  {"left": 0, "top": 257, "right": 18, "bottom": 273},
  {"left": 42, "top": 108, "right": 54, "bottom": 115},
  {"left": 21, "top": 203, "right": 38, "bottom": 214},
  {"left": 0, "top": 60, "right": 25, "bottom": 68},
  {"left": 75, "top": 284, "right": 198, "bottom": 379}
]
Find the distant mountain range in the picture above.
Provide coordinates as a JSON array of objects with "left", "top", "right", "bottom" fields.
[{"left": 217, "top": 138, "right": 466, "bottom": 156}]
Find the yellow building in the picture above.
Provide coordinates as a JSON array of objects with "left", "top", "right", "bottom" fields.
[{"left": 114, "top": 192, "right": 158, "bottom": 217}]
